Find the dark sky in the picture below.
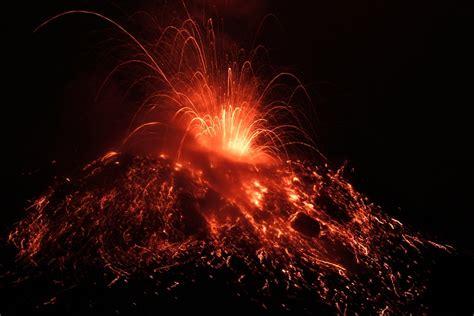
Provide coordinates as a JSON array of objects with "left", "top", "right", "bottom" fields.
[{"left": 2, "top": 1, "right": 473, "bottom": 311}]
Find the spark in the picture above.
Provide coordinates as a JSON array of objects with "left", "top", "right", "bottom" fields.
[{"left": 7, "top": 6, "right": 451, "bottom": 315}]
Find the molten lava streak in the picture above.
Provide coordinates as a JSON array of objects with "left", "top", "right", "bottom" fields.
[{"left": 8, "top": 9, "right": 451, "bottom": 314}]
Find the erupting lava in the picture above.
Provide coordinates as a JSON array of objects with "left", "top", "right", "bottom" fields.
[
  {"left": 7, "top": 7, "right": 451, "bottom": 315},
  {"left": 38, "top": 10, "right": 313, "bottom": 165}
]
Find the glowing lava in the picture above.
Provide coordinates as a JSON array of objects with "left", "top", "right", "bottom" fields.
[
  {"left": 9, "top": 152, "right": 451, "bottom": 314},
  {"left": 7, "top": 7, "right": 451, "bottom": 315},
  {"left": 34, "top": 11, "right": 312, "bottom": 164},
  {"left": 190, "top": 103, "right": 267, "bottom": 160}
]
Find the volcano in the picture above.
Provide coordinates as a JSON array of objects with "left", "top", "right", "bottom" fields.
[
  {"left": 7, "top": 151, "right": 450, "bottom": 314},
  {"left": 1, "top": 5, "right": 463, "bottom": 314}
]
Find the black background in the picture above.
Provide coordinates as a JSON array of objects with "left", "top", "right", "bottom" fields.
[{"left": 2, "top": 0, "right": 473, "bottom": 314}]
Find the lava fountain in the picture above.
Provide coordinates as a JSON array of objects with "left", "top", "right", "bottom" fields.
[{"left": 7, "top": 7, "right": 451, "bottom": 315}]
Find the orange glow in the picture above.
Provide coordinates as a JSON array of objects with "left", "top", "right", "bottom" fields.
[
  {"left": 33, "top": 12, "right": 315, "bottom": 164},
  {"left": 8, "top": 7, "right": 453, "bottom": 315},
  {"left": 188, "top": 103, "right": 270, "bottom": 161}
]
